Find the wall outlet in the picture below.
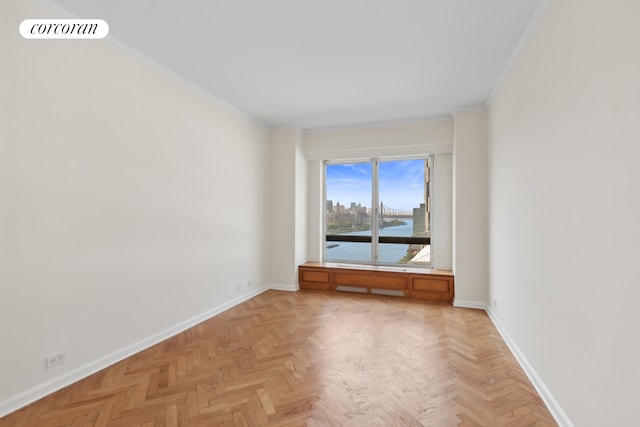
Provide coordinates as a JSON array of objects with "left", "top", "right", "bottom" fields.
[
  {"left": 247, "top": 280, "right": 254, "bottom": 288},
  {"left": 493, "top": 299, "right": 498, "bottom": 308},
  {"left": 236, "top": 283, "right": 242, "bottom": 293},
  {"left": 46, "top": 352, "right": 67, "bottom": 369}
]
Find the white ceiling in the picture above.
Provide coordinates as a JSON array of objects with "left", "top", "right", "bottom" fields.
[{"left": 52, "top": 0, "right": 542, "bottom": 129}]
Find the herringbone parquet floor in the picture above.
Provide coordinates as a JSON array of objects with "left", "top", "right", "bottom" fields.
[{"left": 0, "top": 290, "right": 556, "bottom": 426}]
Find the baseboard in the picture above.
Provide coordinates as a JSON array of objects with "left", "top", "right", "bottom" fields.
[
  {"left": 0, "top": 286, "right": 270, "bottom": 418},
  {"left": 453, "top": 299, "right": 487, "bottom": 310},
  {"left": 268, "top": 283, "right": 299, "bottom": 292},
  {"left": 486, "top": 308, "right": 574, "bottom": 427}
]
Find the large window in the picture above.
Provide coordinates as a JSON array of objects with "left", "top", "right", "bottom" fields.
[{"left": 325, "top": 156, "right": 432, "bottom": 267}]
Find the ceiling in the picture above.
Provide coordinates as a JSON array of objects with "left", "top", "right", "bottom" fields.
[{"left": 52, "top": 0, "right": 542, "bottom": 129}]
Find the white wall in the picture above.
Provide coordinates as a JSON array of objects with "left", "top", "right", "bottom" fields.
[
  {"left": 432, "top": 153, "right": 453, "bottom": 270},
  {"left": 303, "top": 119, "right": 454, "bottom": 270},
  {"left": 452, "top": 109, "right": 488, "bottom": 307},
  {"left": 268, "top": 127, "right": 307, "bottom": 289},
  {"left": 488, "top": 0, "right": 640, "bottom": 425},
  {"left": 304, "top": 119, "right": 453, "bottom": 161},
  {"left": 294, "top": 136, "right": 308, "bottom": 273},
  {"left": 306, "top": 161, "right": 324, "bottom": 262},
  {"left": 0, "top": 0, "right": 270, "bottom": 415}
]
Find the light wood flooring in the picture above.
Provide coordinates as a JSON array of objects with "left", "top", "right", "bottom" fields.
[{"left": 0, "top": 290, "right": 557, "bottom": 426}]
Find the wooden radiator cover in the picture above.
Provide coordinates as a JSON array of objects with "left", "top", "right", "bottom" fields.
[{"left": 298, "top": 262, "right": 454, "bottom": 303}]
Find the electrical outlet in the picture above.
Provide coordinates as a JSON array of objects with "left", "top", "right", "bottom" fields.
[
  {"left": 247, "top": 280, "right": 254, "bottom": 288},
  {"left": 493, "top": 299, "right": 498, "bottom": 308},
  {"left": 46, "top": 352, "right": 67, "bottom": 369},
  {"left": 236, "top": 283, "right": 242, "bottom": 293}
]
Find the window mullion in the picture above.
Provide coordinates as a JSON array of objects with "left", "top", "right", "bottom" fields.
[{"left": 371, "top": 158, "right": 380, "bottom": 265}]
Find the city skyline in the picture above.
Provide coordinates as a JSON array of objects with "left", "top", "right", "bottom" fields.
[{"left": 326, "top": 159, "right": 426, "bottom": 211}]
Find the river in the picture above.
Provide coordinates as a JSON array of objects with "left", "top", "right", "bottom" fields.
[{"left": 326, "top": 218, "right": 416, "bottom": 264}]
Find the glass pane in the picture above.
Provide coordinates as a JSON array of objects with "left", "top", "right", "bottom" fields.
[
  {"left": 325, "top": 162, "right": 372, "bottom": 263},
  {"left": 378, "top": 159, "right": 430, "bottom": 266},
  {"left": 326, "top": 242, "right": 372, "bottom": 263},
  {"left": 378, "top": 243, "right": 430, "bottom": 265}
]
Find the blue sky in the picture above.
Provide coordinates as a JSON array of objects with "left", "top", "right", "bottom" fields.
[{"left": 326, "top": 159, "right": 425, "bottom": 211}]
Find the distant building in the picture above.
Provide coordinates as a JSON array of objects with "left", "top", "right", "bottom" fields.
[
  {"left": 326, "top": 200, "right": 333, "bottom": 213},
  {"left": 413, "top": 203, "right": 427, "bottom": 236},
  {"left": 413, "top": 158, "right": 432, "bottom": 237}
]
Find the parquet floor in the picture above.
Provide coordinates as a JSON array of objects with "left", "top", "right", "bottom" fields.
[{"left": 0, "top": 290, "right": 556, "bottom": 426}]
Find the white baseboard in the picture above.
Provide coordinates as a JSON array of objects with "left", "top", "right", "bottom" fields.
[
  {"left": 453, "top": 299, "right": 488, "bottom": 310},
  {"left": 486, "top": 308, "right": 574, "bottom": 427},
  {"left": 0, "top": 286, "right": 270, "bottom": 418},
  {"left": 268, "top": 283, "right": 299, "bottom": 292}
]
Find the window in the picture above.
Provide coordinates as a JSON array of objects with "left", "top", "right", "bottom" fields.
[{"left": 324, "top": 156, "right": 432, "bottom": 267}]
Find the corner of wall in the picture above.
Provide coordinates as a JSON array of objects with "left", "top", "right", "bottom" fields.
[
  {"left": 268, "top": 128, "right": 307, "bottom": 287},
  {"left": 452, "top": 109, "right": 489, "bottom": 304},
  {"left": 485, "top": 308, "right": 574, "bottom": 427}
]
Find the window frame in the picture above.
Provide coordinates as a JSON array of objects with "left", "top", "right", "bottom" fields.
[{"left": 323, "top": 155, "right": 433, "bottom": 268}]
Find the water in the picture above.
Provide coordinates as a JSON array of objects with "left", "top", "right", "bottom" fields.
[{"left": 326, "top": 219, "right": 417, "bottom": 264}]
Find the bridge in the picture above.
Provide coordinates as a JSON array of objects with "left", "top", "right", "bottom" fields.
[{"left": 380, "top": 202, "right": 414, "bottom": 218}]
